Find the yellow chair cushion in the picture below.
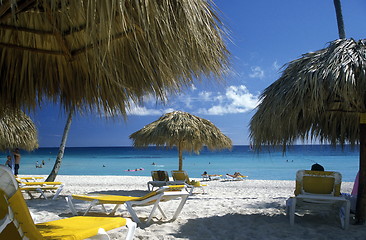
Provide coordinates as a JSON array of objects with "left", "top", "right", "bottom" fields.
[
  {"left": 294, "top": 170, "right": 341, "bottom": 196},
  {"left": 36, "top": 216, "right": 126, "bottom": 240},
  {"left": 303, "top": 176, "right": 335, "bottom": 194}
]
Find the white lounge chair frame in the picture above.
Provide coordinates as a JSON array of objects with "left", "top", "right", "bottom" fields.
[
  {"left": 147, "top": 170, "right": 184, "bottom": 191},
  {"left": 17, "top": 181, "right": 64, "bottom": 200},
  {"left": 286, "top": 170, "right": 350, "bottom": 229},
  {"left": 224, "top": 174, "right": 246, "bottom": 181},
  {"left": 202, "top": 174, "right": 222, "bottom": 181},
  {"left": 171, "top": 170, "right": 206, "bottom": 194},
  {"left": 66, "top": 186, "right": 189, "bottom": 225}
]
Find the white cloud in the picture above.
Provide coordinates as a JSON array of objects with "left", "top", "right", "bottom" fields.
[
  {"left": 123, "top": 85, "right": 259, "bottom": 117},
  {"left": 198, "top": 91, "right": 213, "bottom": 101},
  {"left": 272, "top": 61, "right": 280, "bottom": 71},
  {"left": 197, "top": 85, "right": 259, "bottom": 115},
  {"left": 226, "top": 85, "right": 258, "bottom": 108},
  {"left": 249, "top": 66, "right": 265, "bottom": 79},
  {"left": 127, "top": 105, "right": 163, "bottom": 116},
  {"left": 184, "top": 96, "right": 193, "bottom": 108},
  {"left": 162, "top": 108, "right": 176, "bottom": 114}
]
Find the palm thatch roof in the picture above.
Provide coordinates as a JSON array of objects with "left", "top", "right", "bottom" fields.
[
  {"left": 130, "top": 111, "right": 232, "bottom": 170},
  {"left": 0, "top": 0, "right": 230, "bottom": 114},
  {"left": 0, "top": 109, "right": 38, "bottom": 151},
  {"left": 250, "top": 38, "right": 366, "bottom": 149}
]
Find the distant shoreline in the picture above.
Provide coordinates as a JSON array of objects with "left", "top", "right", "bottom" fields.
[{"left": 24, "top": 144, "right": 361, "bottom": 149}]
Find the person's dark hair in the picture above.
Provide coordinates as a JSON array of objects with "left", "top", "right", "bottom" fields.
[{"left": 311, "top": 163, "right": 324, "bottom": 171}]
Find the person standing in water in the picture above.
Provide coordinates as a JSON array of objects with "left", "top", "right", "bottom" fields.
[
  {"left": 5, "top": 155, "right": 12, "bottom": 168},
  {"left": 13, "top": 148, "right": 21, "bottom": 176}
]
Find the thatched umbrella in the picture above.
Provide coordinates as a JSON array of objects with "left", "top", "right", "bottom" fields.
[
  {"left": 0, "top": 0, "right": 229, "bottom": 114},
  {"left": 130, "top": 111, "right": 232, "bottom": 170},
  {"left": 0, "top": 109, "right": 38, "bottom": 151},
  {"left": 0, "top": 1, "right": 230, "bottom": 181},
  {"left": 249, "top": 38, "right": 366, "bottom": 223}
]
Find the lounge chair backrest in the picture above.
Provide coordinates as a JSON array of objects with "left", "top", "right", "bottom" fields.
[
  {"left": 151, "top": 171, "right": 169, "bottom": 181},
  {"left": 135, "top": 185, "right": 186, "bottom": 203},
  {"left": 295, "top": 170, "right": 341, "bottom": 196},
  {"left": 0, "top": 166, "right": 44, "bottom": 239},
  {"left": 0, "top": 191, "right": 22, "bottom": 239},
  {"left": 171, "top": 170, "right": 189, "bottom": 183}
]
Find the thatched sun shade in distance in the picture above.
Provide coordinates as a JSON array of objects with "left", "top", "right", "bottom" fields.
[
  {"left": 0, "top": 0, "right": 230, "bottom": 115},
  {"left": 130, "top": 111, "right": 232, "bottom": 170}
]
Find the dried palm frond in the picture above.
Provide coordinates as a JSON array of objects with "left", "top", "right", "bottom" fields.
[
  {"left": 0, "top": 109, "right": 38, "bottom": 151},
  {"left": 250, "top": 38, "right": 366, "bottom": 150},
  {"left": 0, "top": 0, "right": 230, "bottom": 115}
]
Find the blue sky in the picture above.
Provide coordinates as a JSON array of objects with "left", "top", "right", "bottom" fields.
[{"left": 30, "top": 0, "right": 366, "bottom": 147}]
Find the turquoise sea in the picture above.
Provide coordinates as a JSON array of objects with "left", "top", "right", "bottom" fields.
[{"left": 2, "top": 145, "right": 360, "bottom": 182}]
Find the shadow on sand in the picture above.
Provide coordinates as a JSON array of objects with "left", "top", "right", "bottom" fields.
[{"left": 170, "top": 212, "right": 352, "bottom": 240}]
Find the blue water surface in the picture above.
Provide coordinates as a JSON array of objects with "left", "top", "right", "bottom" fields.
[{"left": 2, "top": 145, "right": 359, "bottom": 182}]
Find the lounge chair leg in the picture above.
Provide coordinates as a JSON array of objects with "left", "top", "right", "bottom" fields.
[
  {"left": 26, "top": 191, "right": 34, "bottom": 199},
  {"left": 125, "top": 203, "right": 141, "bottom": 224},
  {"left": 109, "top": 204, "right": 121, "bottom": 215},
  {"left": 125, "top": 218, "right": 136, "bottom": 240},
  {"left": 172, "top": 195, "right": 189, "bottom": 221},
  {"left": 146, "top": 196, "right": 163, "bottom": 224},
  {"left": 340, "top": 200, "right": 350, "bottom": 230},
  {"left": 36, "top": 188, "right": 48, "bottom": 200},
  {"left": 287, "top": 198, "right": 296, "bottom": 226},
  {"left": 52, "top": 185, "right": 64, "bottom": 200},
  {"left": 100, "top": 204, "right": 107, "bottom": 214},
  {"left": 84, "top": 200, "right": 99, "bottom": 216},
  {"left": 187, "top": 187, "right": 194, "bottom": 195},
  {"left": 65, "top": 196, "right": 78, "bottom": 216},
  {"left": 157, "top": 205, "right": 167, "bottom": 219}
]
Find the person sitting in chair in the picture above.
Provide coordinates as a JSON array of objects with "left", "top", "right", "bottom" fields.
[
  {"left": 226, "top": 172, "right": 243, "bottom": 178},
  {"left": 311, "top": 163, "right": 324, "bottom": 171},
  {"left": 201, "top": 171, "right": 209, "bottom": 180}
]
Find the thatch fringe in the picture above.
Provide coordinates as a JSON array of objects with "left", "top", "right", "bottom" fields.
[
  {"left": 0, "top": 0, "right": 230, "bottom": 115},
  {"left": 250, "top": 39, "right": 366, "bottom": 149},
  {"left": 0, "top": 109, "right": 38, "bottom": 151}
]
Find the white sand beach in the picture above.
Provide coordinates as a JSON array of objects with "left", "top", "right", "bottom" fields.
[{"left": 23, "top": 175, "right": 366, "bottom": 240}]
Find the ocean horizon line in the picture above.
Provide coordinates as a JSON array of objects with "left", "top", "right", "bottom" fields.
[{"left": 35, "top": 143, "right": 359, "bottom": 149}]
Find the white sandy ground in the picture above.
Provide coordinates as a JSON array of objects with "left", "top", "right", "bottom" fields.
[{"left": 20, "top": 175, "right": 366, "bottom": 240}]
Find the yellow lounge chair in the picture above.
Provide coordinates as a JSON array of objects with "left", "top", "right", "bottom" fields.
[
  {"left": 171, "top": 170, "right": 207, "bottom": 194},
  {"left": 66, "top": 185, "right": 189, "bottom": 225},
  {"left": 0, "top": 165, "right": 136, "bottom": 240},
  {"left": 16, "top": 178, "right": 64, "bottom": 200},
  {"left": 286, "top": 170, "right": 350, "bottom": 229},
  {"left": 147, "top": 170, "right": 184, "bottom": 191}
]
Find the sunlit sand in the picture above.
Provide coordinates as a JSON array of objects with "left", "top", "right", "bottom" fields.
[{"left": 23, "top": 175, "right": 365, "bottom": 239}]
